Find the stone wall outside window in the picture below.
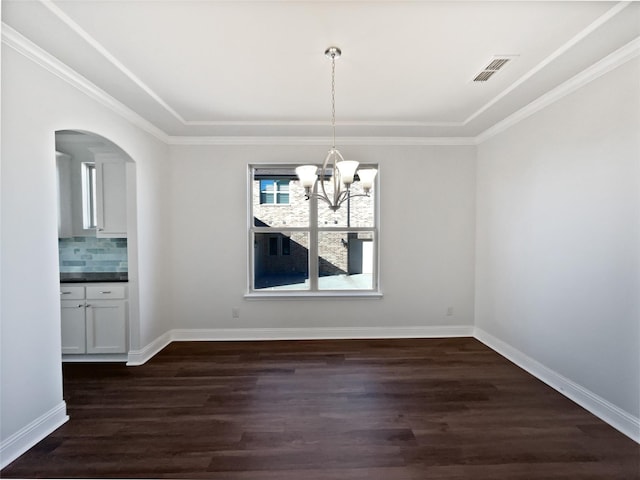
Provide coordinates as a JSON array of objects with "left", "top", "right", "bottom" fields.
[{"left": 253, "top": 178, "right": 374, "bottom": 277}]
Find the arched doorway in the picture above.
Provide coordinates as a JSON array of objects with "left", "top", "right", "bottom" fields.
[{"left": 54, "top": 130, "right": 139, "bottom": 362}]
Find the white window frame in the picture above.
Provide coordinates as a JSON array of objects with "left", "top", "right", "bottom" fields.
[
  {"left": 81, "top": 162, "right": 97, "bottom": 230},
  {"left": 247, "top": 164, "right": 382, "bottom": 298},
  {"left": 260, "top": 179, "right": 290, "bottom": 205}
]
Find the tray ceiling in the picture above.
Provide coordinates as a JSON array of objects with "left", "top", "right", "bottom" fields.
[{"left": 2, "top": 1, "right": 639, "bottom": 139}]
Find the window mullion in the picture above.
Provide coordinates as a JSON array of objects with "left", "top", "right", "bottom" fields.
[{"left": 308, "top": 191, "right": 319, "bottom": 291}]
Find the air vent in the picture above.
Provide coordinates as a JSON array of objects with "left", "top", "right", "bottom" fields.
[
  {"left": 473, "top": 71, "right": 496, "bottom": 82},
  {"left": 472, "top": 55, "right": 518, "bottom": 82},
  {"left": 486, "top": 58, "right": 510, "bottom": 71}
]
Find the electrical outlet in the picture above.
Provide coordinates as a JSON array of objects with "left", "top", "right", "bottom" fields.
[
  {"left": 446, "top": 307, "right": 454, "bottom": 316},
  {"left": 232, "top": 307, "right": 240, "bottom": 319}
]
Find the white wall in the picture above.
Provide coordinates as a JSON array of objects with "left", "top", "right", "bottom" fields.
[
  {"left": 475, "top": 58, "right": 640, "bottom": 419},
  {"left": 168, "top": 144, "right": 476, "bottom": 331},
  {"left": 0, "top": 45, "right": 172, "bottom": 459}
]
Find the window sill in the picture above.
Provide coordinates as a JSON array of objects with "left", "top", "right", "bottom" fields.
[{"left": 244, "top": 291, "right": 383, "bottom": 300}]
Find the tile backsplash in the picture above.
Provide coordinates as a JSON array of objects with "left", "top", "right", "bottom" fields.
[{"left": 59, "top": 237, "right": 128, "bottom": 273}]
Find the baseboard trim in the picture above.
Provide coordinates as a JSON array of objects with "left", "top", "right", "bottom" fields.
[
  {"left": 0, "top": 401, "right": 69, "bottom": 469},
  {"left": 129, "top": 326, "right": 474, "bottom": 364},
  {"left": 63, "top": 354, "right": 128, "bottom": 363},
  {"left": 171, "top": 325, "right": 475, "bottom": 342},
  {"left": 474, "top": 327, "right": 640, "bottom": 444},
  {"left": 127, "top": 330, "right": 172, "bottom": 366}
]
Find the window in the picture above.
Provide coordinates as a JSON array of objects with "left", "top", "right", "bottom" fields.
[
  {"left": 266, "top": 235, "right": 291, "bottom": 257},
  {"left": 281, "top": 236, "right": 291, "bottom": 256},
  {"left": 249, "top": 166, "right": 379, "bottom": 295},
  {"left": 268, "top": 237, "right": 279, "bottom": 256},
  {"left": 260, "top": 179, "right": 289, "bottom": 205},
  {"left": 81, "top": 162, "right": 97, "bottom": 229}
]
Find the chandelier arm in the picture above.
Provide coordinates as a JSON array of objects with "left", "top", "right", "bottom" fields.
[
  {"left": 318, "top": 150, "right": 334, "bottom": 208},
  {"left": 332, "top": 148, "right": 345, "bottom": 207},
  {"left": 335, "top": 189, "right": 351, "bottom": 207},
  {"left": 308, "top": 189, "right": 370, "bottom": 207},
  {"left": 333, "top": 161, "right": 341, "bottom": 207},
  {"left": 320, "top": 194, "right": 334, "bottom": 207},
  {"left": 343, "top": 192, "right": 371, "bottom": 200},
  {"left": 308, "top": 192, "right": 333, "bottom": 206}
]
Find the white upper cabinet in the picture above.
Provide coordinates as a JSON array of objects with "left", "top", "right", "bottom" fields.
[
  {"left": 94, "top": 153, "right": 127, "bottom": 238},
  {"left": 55, "top": 133, "right": 129, "bottom": 239},
  {"left": 56, "top": 152, "right": 73, "bottom": 238}
]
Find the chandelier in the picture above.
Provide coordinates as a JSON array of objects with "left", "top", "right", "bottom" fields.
[{"left": 296, "top": 46, "right": 377, "bottom": 211}]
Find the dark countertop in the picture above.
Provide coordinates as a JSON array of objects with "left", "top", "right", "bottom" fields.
[{"left": 61, "top": 272, "right": 128, "bottom": 283}]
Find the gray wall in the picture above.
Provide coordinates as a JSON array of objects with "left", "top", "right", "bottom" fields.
[
  {"left": 167, "top": 144, "right": 477, "bottom": 329},
  {"left": 475, "top": 58, "right": 640, "bottom": 417}
]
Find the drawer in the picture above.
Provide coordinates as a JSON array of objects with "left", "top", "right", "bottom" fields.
[
  {"left": 59, "top": 286, "right": 84, "bottom": 300},
  {"left": 86, "top": 285, "right": 127, "bottom": 300}
]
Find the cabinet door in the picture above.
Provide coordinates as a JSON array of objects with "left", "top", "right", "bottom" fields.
[
  {"left": 56, "top": 152, "right": 73, "bottom": 238},
  {"left": 95, "top": 157, "right": 127, "bottom": 238},
  {"left": 85, "top": 300, "right": 127, "bottom": 354},
  {"left": 61, "top": 300, "right": 86, "bottom": 354}
]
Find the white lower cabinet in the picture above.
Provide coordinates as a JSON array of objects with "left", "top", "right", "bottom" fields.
[
  {"left": 86, "top": 300, "right": 127, "bottom": 354},
  {"left": 60, "top": 284, "right": 128, "bottom": 356},
  {"left": 61, "top": 300, "right": 87, "bottom": 354}
]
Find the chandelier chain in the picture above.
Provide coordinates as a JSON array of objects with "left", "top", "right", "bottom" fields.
[
  {"left": 331, "top": 54, "right": 336, "bottom": 149},
  {"left": 295, "top": 46, "right": 375, "bottom": 211}
]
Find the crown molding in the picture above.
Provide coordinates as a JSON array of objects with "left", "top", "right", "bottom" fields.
[
  {"left": 183, "top": 120, "right": 465, "bottom": 127},
  {"left": 167, "top": 136, "right": 477, "bottom": 146},
  {"left": 4, "top": 17, "right": 637, "bottom": 149},
  {"left": 37, "top": 0, "right": 463, "bottom": 129},
  {"left": 465, "top": 1, "right": 632, "bottom": 125},
  {"left": 0, "top": 20, "right": 479, "bottom": 147},
  {"left": 476, "top": 35, "right": 640, "bottom": 144},
  {"left": 37, "top": 0, "right": 631, "bottom": 130},
  {"left": 1, "top": 23, "right": 170, "bottom": 144},
  {"left": 39, "top": 0, "right": 187, "bottom": 125}
]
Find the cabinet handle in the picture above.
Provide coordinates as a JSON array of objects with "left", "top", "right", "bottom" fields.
[
  {"left": 77, "top": 304, "right": 84, "bottom": 308},
  {"left": 86, "top": 304, "right": 92, "bottom": 308},
  {"left": 99, "top": 291, "right": 112, "bottom": 294},
  {"left": 61, "top": 291, "right": 72, "bottom": 295},
  {"left": 97, "top": 228, "right": 104, "bottom": 231}
]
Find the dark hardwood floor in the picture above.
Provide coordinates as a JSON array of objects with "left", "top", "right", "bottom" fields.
[{"left": 2, "top": 338, "right": 639, "bottom": 479}]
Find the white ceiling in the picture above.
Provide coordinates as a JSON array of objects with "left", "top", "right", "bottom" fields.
[{"left": 3, "top": 1, "right": 639, "bottom": 139}]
